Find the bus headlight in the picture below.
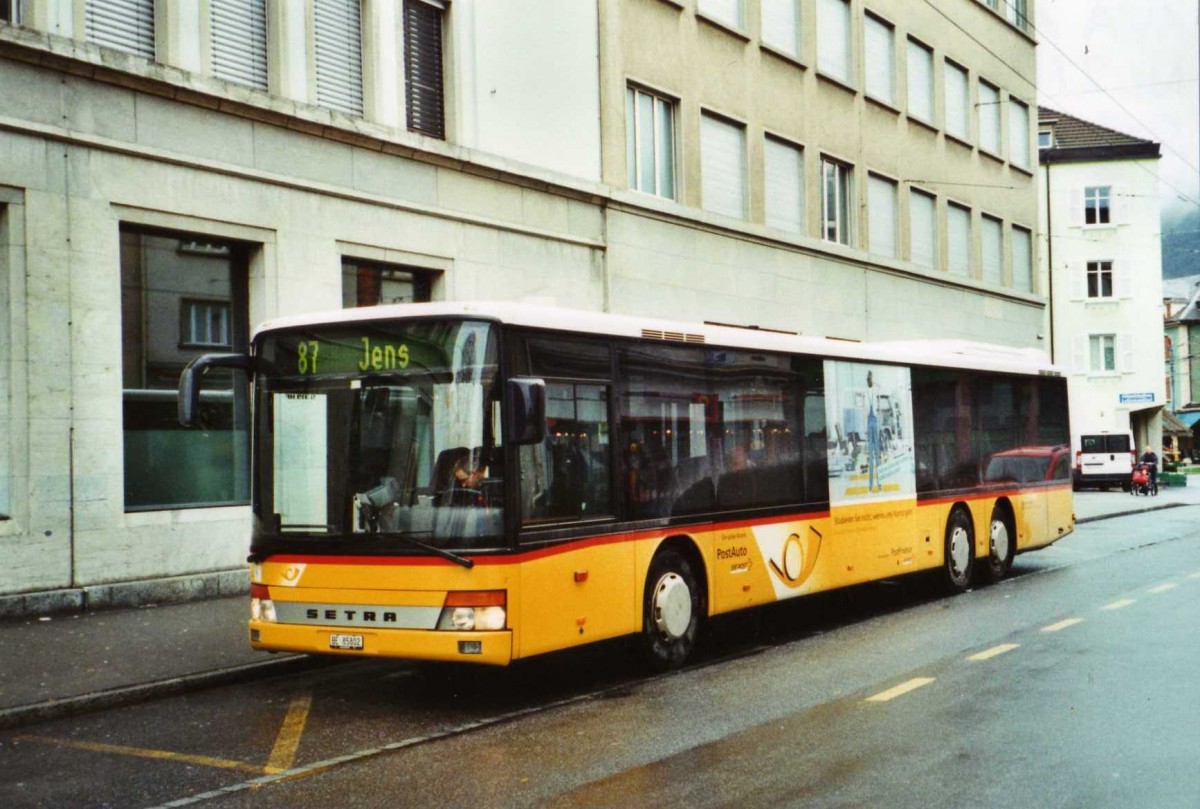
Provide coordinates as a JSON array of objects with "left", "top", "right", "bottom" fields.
[
  {"left": 436, "top": 591, "right": 507, "bottom": 631},
  {"left": 251, "top": 584, "right": 277, "bottom": 623}
]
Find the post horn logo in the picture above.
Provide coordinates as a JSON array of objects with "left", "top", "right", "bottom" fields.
[{"left": 768, "top": 526, "right": 823, "bottom": 589}]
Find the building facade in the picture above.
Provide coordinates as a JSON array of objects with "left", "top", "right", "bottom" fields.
[
  {"left": 0, "top": 0, "right": 1041, "bottom": 611},
  {"left": 1037, "top": 107, "right": 1165, "bottom": 457}
]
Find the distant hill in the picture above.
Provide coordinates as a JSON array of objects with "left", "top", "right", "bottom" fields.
[{"left": 1163, "top": 205, "right": 1200, "bottom": 280}]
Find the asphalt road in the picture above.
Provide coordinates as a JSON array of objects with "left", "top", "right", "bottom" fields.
[{"left": 2, "top": 507, "right": 1198, "bottom": 809}]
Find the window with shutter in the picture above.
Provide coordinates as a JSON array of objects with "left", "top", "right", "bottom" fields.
[
  {"left": 947, "top": 203, "right": 970, "bottom": 277},
  {"left": 864, "top": 14, "right": 895, "bottom": 106},
  {"left": 85, "top": 0, "right": 155, "bottom": 60},
  {"left": 817, "top": 0, "right": 852, "bottom": 84},
  {"left": 909, "top": 188, "right": 936, "bottom": 269},
  {"left": 314, "top": 0, "right": 364, "bottom": 117},
  {"left": 981, "top": 214, "right": 1003, "bottom": 285},
  {"left": 1011, "top": 226, "right": 1032, "bottom": 292},
  {"left": 700, "top": 0, "right": 743, "bottom": 30},
  {"left": 404, "top": 0, "right": 446, "bottom": 139},
  {"left": 906, "top": 39, "right": 933, "bottom": 124},
  {"left": 764, "top": 136, "right": 804, "bottom": 233},
  {"left": 1008, "top": 98, "right": 1031, "bottom": 169},
  {"left": 761, "top": 0, "right": 799, "bottom": 56},
  {"left": 701, "top": 113, "right": 747, "bottom": 220},
  {"left": 944, "top": 61, "right": 969, "bottom": 141},
  {"left": 867, "top": 174, "right": 898, "bottom": 258},
  {"left": 978, "top": 81, "right": 1001, "bottom": 155},
  {"left": 211, "top": 0, "right": 268, "bottom": 91}
]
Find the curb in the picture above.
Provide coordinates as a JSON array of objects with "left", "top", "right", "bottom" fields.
[
  {"left": 1076, "top": 500, "right": 1190, "bottom": 525},
  {"left": 0, "top": 654, "right": 338, "bottom": 731}
]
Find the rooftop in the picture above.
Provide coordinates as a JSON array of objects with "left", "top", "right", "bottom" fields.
[{"left": 1038, "top": 106, "right": 1160, "bottom": 163}]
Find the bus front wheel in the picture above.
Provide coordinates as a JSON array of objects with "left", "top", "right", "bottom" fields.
[
  {"left": 943, "top": 509, "right": 975, "bottom": 593},
  {"left": 642, "top": 548, "right": 702, "bottom": 670}
]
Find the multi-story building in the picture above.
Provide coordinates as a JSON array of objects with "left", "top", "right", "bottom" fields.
[
  {"left": 0, "top": 0, "right": 1040, "bottom": 610},
  {"left": 1037, "top": 106, "right": 1164, "bottom": 457}
]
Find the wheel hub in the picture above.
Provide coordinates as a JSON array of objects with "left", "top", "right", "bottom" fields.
[
  {"left": 990, "top": 519, "right": 1010, "bottom": 563},
  {"left": 949, "top": 526, "right": 970, "bottom": 577},
  {"left": 652, "top": 573, "right": 692, "bottom": 639}
]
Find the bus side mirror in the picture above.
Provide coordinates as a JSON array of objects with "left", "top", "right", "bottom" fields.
[
  {"left": 178, "top": 353, "right": 253, "bottom": 427},
  {"left": 507, "top": 378, "right": 546, "bottom": 445}
]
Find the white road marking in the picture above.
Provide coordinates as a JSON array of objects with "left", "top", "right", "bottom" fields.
[
  {"left": 967, "top": 643, "right": 1019, "bottom": 662},
  {"left": 866, "top": 677, "right": 936, "bottom": 703},
  {"left": 1148, "top": 583, "right": 1178, "bottom": 594},
  {"left": 1041, "top": 618, "right": 1083, "bottom": 633},
  {"left": 1101, "top": 599, "right": 1136, "bottom": 611}
]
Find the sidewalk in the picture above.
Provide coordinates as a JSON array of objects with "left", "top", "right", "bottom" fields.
[{"left": 2, "top": 481, "right": 1198, "bottom": 730}]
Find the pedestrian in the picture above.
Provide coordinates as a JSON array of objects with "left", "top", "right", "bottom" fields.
[{"left": 1140, "top": 445, "right": 1159, "bottom": 491}]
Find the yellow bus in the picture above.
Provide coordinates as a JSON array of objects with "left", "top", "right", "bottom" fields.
[{"left": 179, "top": 303, "right": 1074, "bottom": 668}]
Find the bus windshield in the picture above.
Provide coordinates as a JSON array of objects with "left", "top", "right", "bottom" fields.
[{"left": 253, "top": 320, "right": 504, "bottom": 552}]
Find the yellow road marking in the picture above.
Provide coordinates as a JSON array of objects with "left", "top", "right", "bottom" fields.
[
  {"left": 1041, "top": 618, "right": 1083, "bottom": 633},
  {"left": 967, "top": 643, "right": 1019, "bottom": 662},
  {"left": 13, "top": 734, "right": 267, "bottom": 774},
  {"left": 866, "top": 677, "right": 935, "bottom": 703},
  {"left": 1102, "top": 599, "right": 1136, "bottom": 611},
  {"left": 1148, "top": 583, "right": 1178, "bottom": 594},
  {"left": 266, "top": 691, "right": 312, "bottom": 773}
]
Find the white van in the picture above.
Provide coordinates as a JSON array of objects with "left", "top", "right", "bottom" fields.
[{"left": 1074, "top": 431, "right": 1136, "bottom": 491}]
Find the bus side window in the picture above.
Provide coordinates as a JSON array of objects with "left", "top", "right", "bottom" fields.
[{"left": 520, "top": 382, "right": 611, "bottom": 523}]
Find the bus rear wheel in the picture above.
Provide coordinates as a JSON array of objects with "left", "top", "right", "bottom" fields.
[
  {"left": 983, "top": 506, "right": 1015, "bottom": 583},
  {"left": 641, "top": 548, "right": 702, "bottom": 670},
  {"left": 943, "top": 509, "right": 975, "bottom": 593}
]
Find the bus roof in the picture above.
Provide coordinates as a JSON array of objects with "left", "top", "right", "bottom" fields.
[{"left": 255, "top": 301, "right": 1060, "bottom": 377}]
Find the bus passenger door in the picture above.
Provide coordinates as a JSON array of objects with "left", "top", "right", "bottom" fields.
[{"left": 514, "top": 381, "right": 637, "bottom": 658}]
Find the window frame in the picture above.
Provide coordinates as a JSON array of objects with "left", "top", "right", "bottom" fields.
[
  {"left": 1086, "top": 260, "right": 1114, "bottom": 299},
  {"left": 821, "top": 156, "right": 853, "bottom": 246},
  {"left": 626, "top": 84, "right": 678, "bottom": 200},
  {"left": 1084, "top": 185, "right": 1113, "bottom": 226},
  {"left": 1090, "top": 333, "right": 1117, "bottom": 374}
]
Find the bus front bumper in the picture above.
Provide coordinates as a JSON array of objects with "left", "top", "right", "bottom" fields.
[{"left": 249, "top": 620, "right": 513, "bottom": 666}]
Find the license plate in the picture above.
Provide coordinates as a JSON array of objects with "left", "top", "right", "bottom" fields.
[{"left": 329, "top": 633, "right": 364, "bottom": 650}]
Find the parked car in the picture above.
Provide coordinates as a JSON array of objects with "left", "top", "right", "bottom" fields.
[
  {"left": 983, "top": 444, "right": 1072, "bottom": 484},
  {"left": 1073, "top": 431, "right": 1136, "bottom": 491}
]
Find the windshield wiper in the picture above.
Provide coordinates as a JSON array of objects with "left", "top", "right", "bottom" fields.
[{"left": 392, "top": 534, "right": 474, "bottom": 569}]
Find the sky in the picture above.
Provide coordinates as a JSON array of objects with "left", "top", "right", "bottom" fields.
[{"left": 1036, "top": 0, "right": 1200, "bottom": 219}]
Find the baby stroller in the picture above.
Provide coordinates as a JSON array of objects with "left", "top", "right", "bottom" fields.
[{"left": 1130, "top": 463, "right": 1157, "bottom": 496}]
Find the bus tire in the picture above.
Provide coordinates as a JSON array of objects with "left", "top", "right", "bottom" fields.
[
  {"left": 943, "top": 508, "right": 975, "bottom": 593},
  {"left": 642, "top": 548, "right": 702, "bottom": 670},
  {"left": 983, "top": 504, "right": 1015, "bottom": 583}
]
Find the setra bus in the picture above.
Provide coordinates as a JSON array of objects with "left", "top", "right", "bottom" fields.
[{"left": 179, "top": 302, "right": 1073, "bottom": 668}]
